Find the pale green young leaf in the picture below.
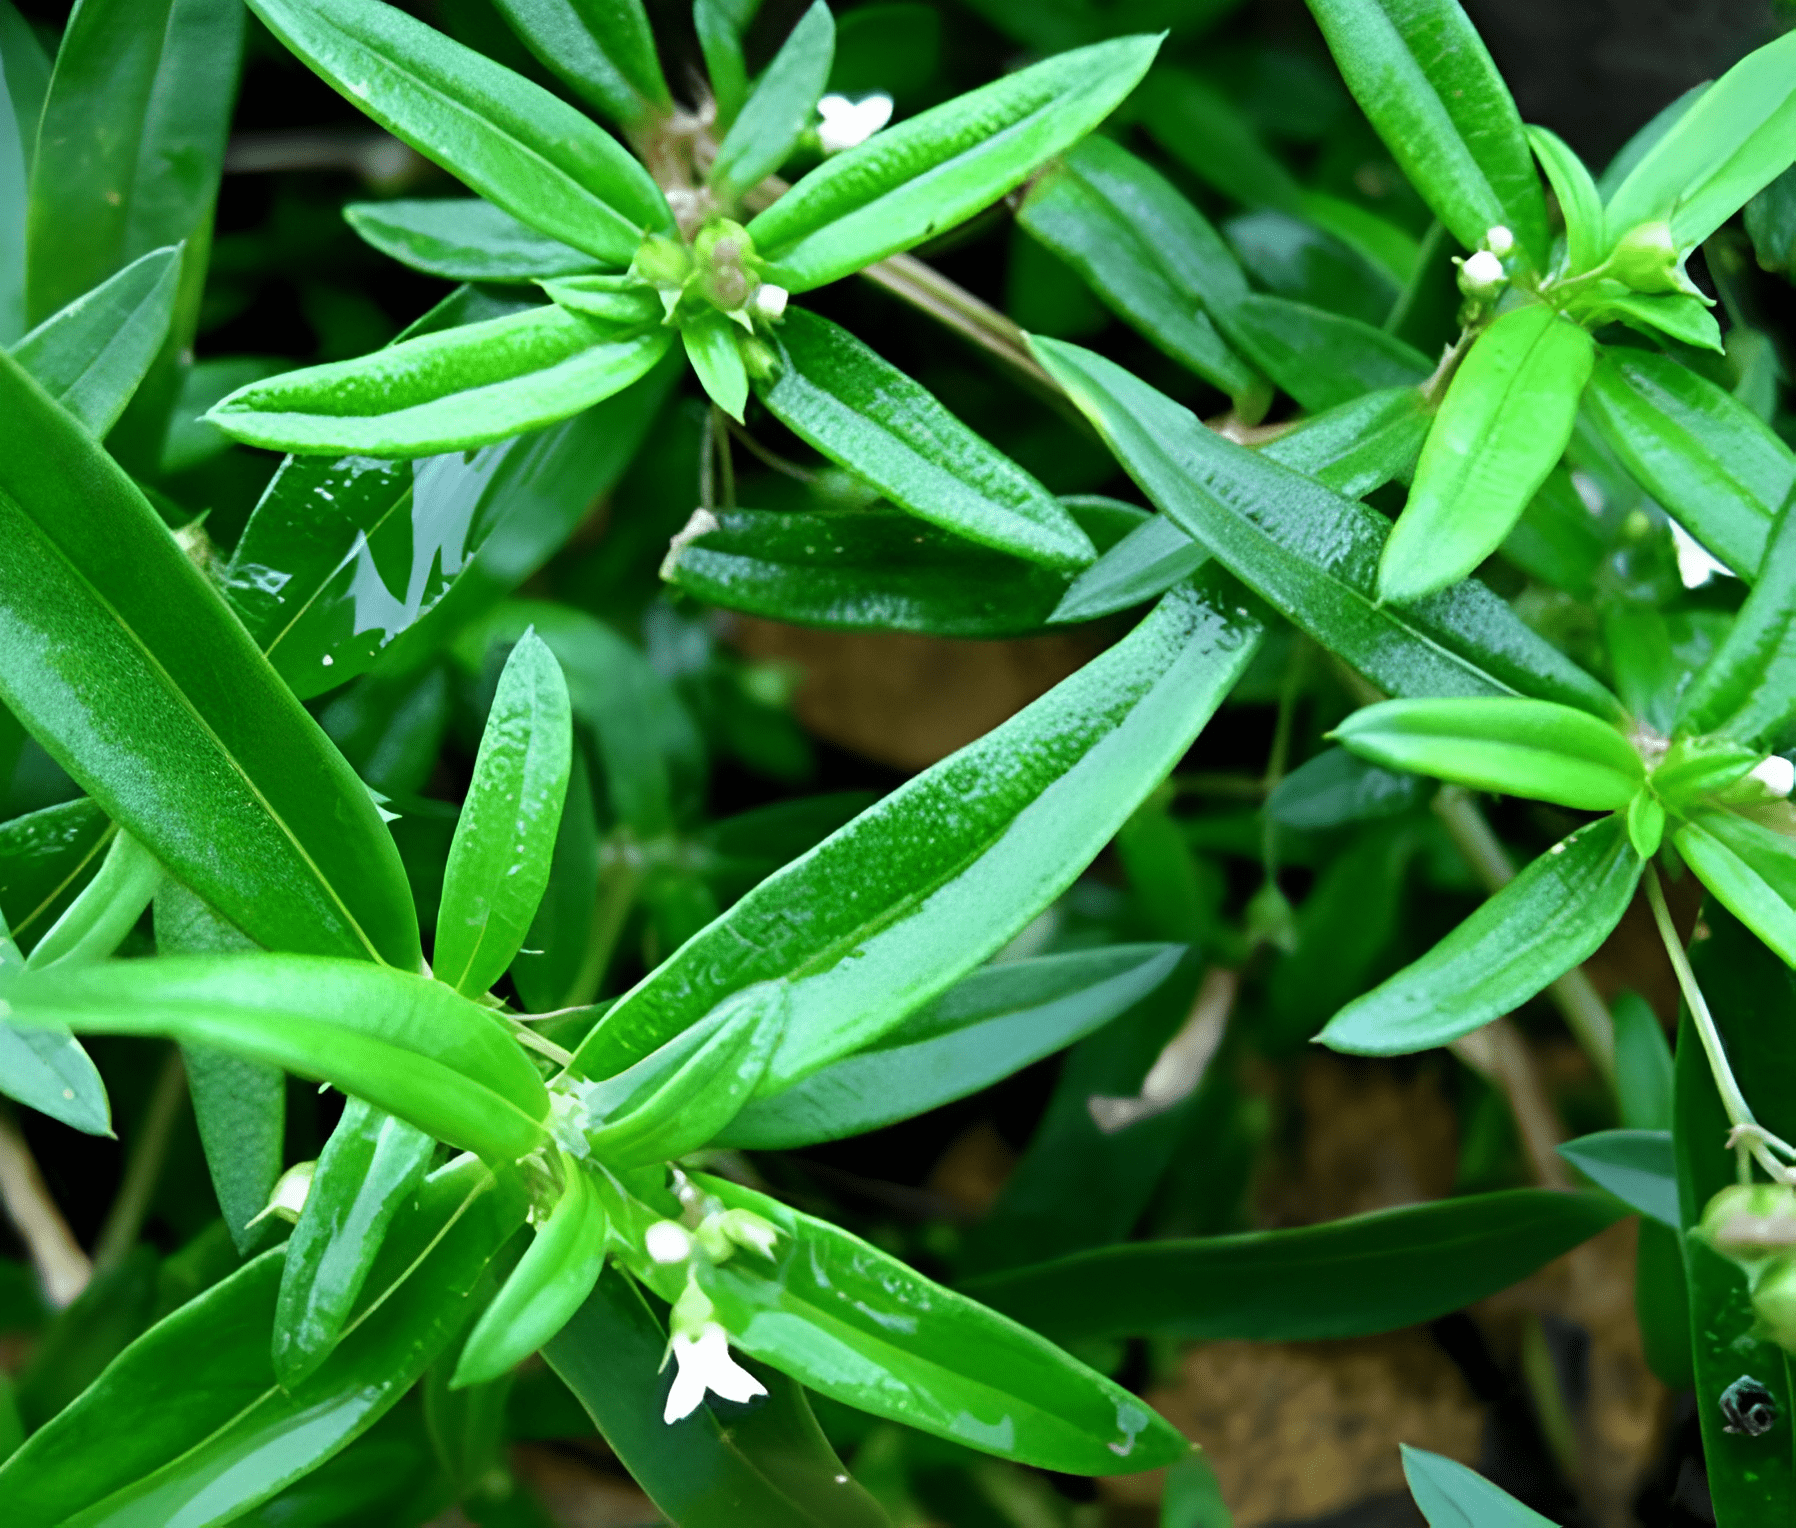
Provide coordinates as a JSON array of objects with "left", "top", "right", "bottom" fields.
[
  {"left": 1378, "top": 304, "right": 1595, "bottom": 604},
  {"left": 345, "top": 198, "right": 604, "bottom": 282},
  {"left": 1527, "top": 124, "right": 1603, "bottom": 274},
  {"left": 540, "top": 273, "right": 663, "bottom": 324},
  {"left": 1403, "top": 1446, "right": 1556, "bottom": 1528},
  {"left": 710, "top": 1, "right": 834, "bottom": 202},
  {"left": 0, "top": 905, "right": 109, "bottom": 1137},
  {"left": 1050, "top": 515, "right": 1210, "bottom": 625},
  {"left": 23, "top": 829, "right": 161, "bottom": 971},
  {"left": 436, "top": 629, "right": 573, "bottom": 997},
  {"left": 683, "top": 309, "right": 749, "bottom": 423},
  {"left": 1673, "top": 810, "right": 1796, "bottom": 968},
  {"left": 489, "top": 0, "right": 672, "bottom": 127}
]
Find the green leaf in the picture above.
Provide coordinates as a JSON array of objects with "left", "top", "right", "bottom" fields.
[
  {"left": 1331, "top": 696, "right": 1643, "bottom": 811},
  {"left": 1597, "top": 291, "right": 1724, "bottom": 353},
  {"left": 1676, "top": 490, "right": 1796, "bottom": 743},
  {"left": 1402, "top": 1446, "right": 1555, "bottom": 1528},
  {"left": 1163, "top": 1456, "right": 1233, "bottom": 1528},
  {"left": 541, "top": 272, "right": 664, "bottom": 324},
  {"left": 5, "top": 954, "right": 551, "bottom": 1160},
  {"left": 274, "top": 1096, "right": 435, "bottom": 1388},
  {"left": 758, "top": 309, "right": 1096, "bottom": 568},
  {"left": 1613, "top": 990, "right": 1674, "bottom": 1130},
  {"left": 1603, "top": 30, "right": 1796, "bottom": 254},
  {"left": 23, "top": 829, "right": 161, "bottom": 971},
  {"left": 721, "top": 945, "right": 1184, "bottom": 1148},
  {"left": 572, "top": 577, "right": 1262, "bottom": 1089},
  {"left": 1016, "top": 135, "right": 1264, "bottom": 409},
  {"left": 0, "top": 351, "right": 420, "bottom": 967},
  {"left": 0, "top": 907, "right": 110, "bottom": 1136},
  {"left": 209, "top": 305, "right": 673, "bottom": 456},
  {"left": 710, "top": 1, "right": 834, "bottom": 202},
  {"left": 1526, "top": 124, "right": 1603, "bottom": 275},
  {"left": 1556, "top": 1129, "right": 1676, "bottom": 1225},
  {"left": 963, "top": 1189, "right": 1622, "bottom": 1341},
  {"left": 1050, "top": 514, "right": 1209, "bottom": 626},
  {"left": 9, "top": 245, "right": 180, "bottom": 435},
  {"left": 488, "top": 0, "right": 672, "bottom": 127},
  {"left": 683, "top": 309, "right": 749, "bottom": 424},
  {"left": 436, "top": 630, "right": 572, "bottom": 997},
  {"left": 695, "top": 1175, "right": 1189, "bottom": 1474},
  {"left": 1303, "top": 0, "right": 1548, "bottom": 265},
  {"left": 0, "top": 1, "right": 52, "bottom": 343},
  {"left": 1222, "top": 294, "right": 1431, "bottom": 413},
  {"left": 545, "top": 1266, "right": 891, "bottom": 1527},
  {"left": 0, "top": 1155, "right": 526, "bottom": 1528},
  {"left": 1257, "top": 385, "right": 1433, "bottom": 497},
  {"left": 1320, "top": 813, "right": 1641, "bottom": 1054},
  {"left": 344, "top": 198, "right": 604, "bottom": 282},
  {"left": 455, "top": 1156, "right": 606, "bottom": 1388},
  {"left": 1266, "top": 747, "right": 1422, "bottom": 830},
  {"left": 1030, "top": 335, "right": 1626, "bottom": 719},
  {"left": 510, "top": 750, "right": 600, "bottom": 1012},
  {"left": 246, "top": 0, "right": 671, "bottom": 266},
  {"left": 0, "top": 798, "right": 111, "bottom": 951},
  {"left": 1582, "top": 347, "right": 1790, "bottom": 580},
  {"left": 1672, "top": 810, "right": 1796, "bottom": 968},
  {"left": 1378, "top": 304, "right": 1596, "bottom": 604},
  {"left": 1134, "top": 65, "right": 1304, "bottom": 214},
  {"left": 747, "top": 35, "right": 1161, "bottom": 291}
]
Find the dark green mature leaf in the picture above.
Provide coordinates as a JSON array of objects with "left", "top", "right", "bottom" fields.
[
  {"left": 1403, "top": 1446, "right": 1555, "bottom": 1527},
  {"left": 1320, "top": 813, "right": 1640, "bottom": 1054},
  {"left": 1557, "top": 1129, "right": 1677, "bottom": 1225},
  {"left": 209, "top": 305, "right": 672, "bottom": 456},
  {"left": 489, "top": 0, "right": 672, "bottom": 128},
  {"left": 0, "top": 1155, "right": 526, "bottom": 1528},
  {"left": 0, "top": 2, "right": 42, "bottom": 344},
  {"left": 1017, "top": 135, "right": 1264, "bottom": 408},
  {"left": 9, "top": 245, "right": 180, "bottom": 435},
  {"left": 747, "top": 35, "right": 1160, "bottom": 291},
  {"left": 1050, "top": 514, "right": 1209, "bottom": 625},
  {"left": 1582, "top": 348, "right": 1792, "bottom": 579},
  {"left": 710, "top": 1, "right": 833, "bottom": 201},
  {"left": 696, "top": 1176, "right": 1188, "bottom": 1473},
  {"left": 722, "top": 945, "right": 1184, "bottom": 1147},
  {"left": 1378, "top": 304, "right": 1595, "bottom": 604},
  {"left": 247, "top": 0, "right": 671, "bottom": 265},
  {"left": 1304, "top": 0, "right": 1548, "bottom": 264},
  {"left": 6, "top": 955, "right": 550, "bottom": 1160},
  {"left": 275, "top": 1097, "right": 435, "bottom": 1388},
  {"left": 1135, "top": 65, "right": 1305, "bottom": 215},
  {"left": 1266, "top": 747, "right": 1422, "bottom": 830},
  {"left": 759, "top": 310, "right": 1095, "bottom": 568},
  {"left": 344, "top": 198, "right": 604, "bottom": 282},
  {"left": 0, "top": 351, "right": 419, "bottom": 967},
  {"left": 545, "top": 1266, "right": 890, "bottom": 1527},
  {"left": 1223, "top": 295, "right": 1431, "bottom": 412},
  {"left": 1032, "top": 336, "right": 1625, "bottom": 719},
  {"left": 965, "top": 1189, "right": 1621, "bottom": 1341},
  {"left": 571, "top": 576, "right": 1263, "bottom": 1090},
  {"left": 510, "top": 750, "right": 600, "bottom": 1012}
]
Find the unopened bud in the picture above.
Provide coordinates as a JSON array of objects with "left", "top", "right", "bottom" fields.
[
  {"left": 751, "top": 283, "right": 789, "bottom": 321},
  {"left": 634, "top": 234, "right": 692, "bottom": 290},
  {"left": 817, "top": 93, "right": 893, "bottom": 155},
  {"left": 1484, "top": 225, "right": 1515, "bottom": 256},
  {"left": 646, "top": 1220, "right": 695, "bottom": 1264},
  {"left": 1751, "top": 755, "right": 1796, "bottom": 799},
  {"left": 249, "top": 1159, "right": 315, "bottom": 1227},
  {"left": 1755, "top": 1255, "right": 1796, "bottom": 1353},
  {"left": 1457, "top": 249, "right": 1506, "bottom": 299},
  {"left": 1610, "top": 220, "right": 1686, "bottom": 296},
  {"left": 1700, "top": 1183, "right": 1796, "bottom": 1263}
]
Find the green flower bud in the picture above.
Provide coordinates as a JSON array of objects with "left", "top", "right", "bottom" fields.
[
  {"left": 692, "top": 219, "right": 758, "bottom": 312},
  {"left": 1754, "top": 1254, "right": 1796, "bottom": 1353},
  {"left": 1610, "top": 220, "right": 1687, "bottom": 296},
  {"left": 1700, "top": 1183, "right": 1796, "bottom": 1264},
  {"left": 634, "top": 234, "right": 692, "bottom": 290}
]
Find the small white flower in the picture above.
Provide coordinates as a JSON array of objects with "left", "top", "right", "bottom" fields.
[
  {"left": 1751, "top": 756, "right": 1796, "bottom": 798},
  {"left": 1459, "top": 249, "right": 1505, "bottom": 293},
  {"left": 645, "top": 1220, "right": 695, "bottom": 1264},
  {"left": 1484, "top": 225, "right": 1516, "bottom": 256},
  {"left": 817, "top": 93, "right": 894, "bottom": 154},
  {"left": 751, "top": 283, "right": 789, "bottom": 321},
  {"left": 663, "top": 1321, "right": 768, "bottom": 1422}
]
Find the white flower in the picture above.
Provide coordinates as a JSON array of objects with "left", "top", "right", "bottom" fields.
[
  {"left": 1458, "top": 249, "right": 1505, "bottom": 295},
  {"left": 1484, "top": 225, "right": 1515, "bottom": 256},
  {"left": 1751, "top": 756, "right": 1796, "bottom": 798},
  {"left": 645, "top": 1220, "right": 695, "bottom": 1264},
  {"left": 663, "top": 1321, "right": 768, "bottom": 1422},
  {"left": 817, "top": 93, "right": 893, "bottom": 154}
]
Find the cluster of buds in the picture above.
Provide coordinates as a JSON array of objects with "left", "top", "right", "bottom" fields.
[
  {"left": 632, "top": 220, "right": 789, "bottom": 332},
  {"left": 1455, "top": 224, "right": 1514, "bottom": 307}
]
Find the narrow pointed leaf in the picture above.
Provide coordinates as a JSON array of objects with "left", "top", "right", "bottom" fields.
[
  {"left": 1223, "top": 294, "right": 1431, "bottom": 412},
  {"left": 0, "top": 351, "right": 420, "bottom": 967},
  {"left": 0, "top": 910, "right": 109, "bottom": 1136},
  {"left": 1050, "top": 514, "right": 1210, "bottom": 625},
  {"left": 572, "top": 576, "right": 1264, "bottom": 1089},
  {"left": 1597, "top": 291, "right": 1723, "bottom": 353},
  {"left": 5, "top": 955, "right": 550, "bottom": 1160},
  {"left": 489, "top": 0, "right": 672, "bottom": 127},
  {"left": 1134, "top": 65, "right": 1305, "bottom": 215},
  {"left": 24, "top": 830, "right": 161, "bottom": 971},
  {"left": 1303, "top": 0, "right": 1548, "bottom": 264},
  {"left": 209, "top": 305, "right": 672, "bottom": 456},
  {"left": 684, "top": 310, "right": 749, "bottom": 424},
  {"left": 1556, "top": 1129, "right": 1677, "bottom": 1226},
  {"left": 758, "top": 309, "right": 1095, "bottom": 568},
  {"left": 1673, "top": 810, "right": 1796, "bottom": 968},
  {"left": 246, "top": 0, "right": 671, "bottom": 265},
  {"left": 0, "top": 4, "right": 39, "bottom": 344},
  {"left": 696, "top": 0, "right": 749, "bottom": 128},
  {"left": 0, "top": 798, "right": 112, "bottom": 950},
  {"left": 1320, "top": 813, "right": 1640, "bottom": 1054},
  {"left": 1257, "top": 385, "right": 1432, "bottom": 497},
  {"left": 747, "top": 35, "right": 1161, "bottom": 291},
  {"left": 1378, "top": 304, "right": 1595, "bottom": 604},
  {"left": 9, "top": 245, "right": 180, "bottom": 434},
  {"left": 436, "top": 630, "right": 573, "bottom": 997},
  {"left": 1031, "top": 335, "right": 1625, "bottom": 719},
  {"left": 1527, "top": 124, "right": 1603, "bottom": 274},
  {"left": 1403, "top": 1446, "right": 1556, "bottom": 1528},
  {"left": 694, "top": 1176, "right": 1188, "bottom": 1474},
  {"left": 344, "top": 198, "right": 604, "bottom": 282},
  {"left": 710, "top": 1, "right": 834, "bottom": 201}
]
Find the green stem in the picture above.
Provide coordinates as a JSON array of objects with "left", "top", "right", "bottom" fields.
[{"left": 92, "top": 1047, "right": 187, "bottom": 1273}]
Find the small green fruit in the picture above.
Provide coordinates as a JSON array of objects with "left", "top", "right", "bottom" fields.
[{"left": 1700, "top": 1182, "right": 1796, "bottom": 1264}]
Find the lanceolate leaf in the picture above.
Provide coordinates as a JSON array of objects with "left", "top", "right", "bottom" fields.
[
  {"left": 1378, "top": 304, "right": 1596, "bottom": 604},
  {"left": 0, "top": 798, "right": 111, "bottom": 950},
  {"left": 0, "top": 350, "right": 419, "bottom": 967},
  {"left": 1031, "top": 336, "right": 1625, "bottom": 719},
  {"left": 0, "top": 910, "right": 109, "bottom": 1136},
  {"left": 696, "top": 1176, "right": 1188, "bottom": 1474},
  {"left": 709, "top": 1, "right": 834, "bottom": 202},
  {"left": 344, "top": 198, "right": 604, "bottom": 282},
  {"left": 209, "top": 305, "right": 672, "bottom": 456},
  {"left": 758, "top": 309, "right": 1096, "bottom": 569},
  {"left": 572, "top": 575, "right": 1264, "bottom": 1089},
  {"left": 1320, "top": 813, "right": 1641, "bottom": 1054},
  {"left": 1403, "top": 1447, "right": 1556, "bottom": 1528},
  {"left": 488, "top": 0, "right": 672, "bottom": 128},
  {"left": 1672, "top": 811, "right": 1796, "bottom": 969},
  {"left": 1304, "top": 0, "right": 1548, "bottom": 265},
  {"left": 747, "top": 34, "right": 1161, "bottom": 291},
  {"left": 964, "top": 1189, "right": 1622, "bottom": 1341},
  {"left": 5, "top": 955, "right": 551, "bottom": 1160},
  {"left": 1556, "top": 1129, "right": 1677, "bottom": 1226},
  {"left": 1223, "top": 294, "right": 1431, "bottom": 413},
  {"left": 1526, "top": 124, "right": 1604, "bottom": 275},
  {"left": 1050, "top": 515, "right": 1210, "bottom": 626},
  {"left": 246, "top": 0, "right": 672, "bottom": 265},
  {"left": 23, "top": 829, "right": 161, "bottom": 971}
]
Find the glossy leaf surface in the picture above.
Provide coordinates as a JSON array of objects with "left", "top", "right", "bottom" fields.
[
  {"left": 0, "top": 798, "right": 111, "bottom": 949},
  {"left": 747, "top": 35, "right": 1160, "bottom": 291},
  {"left": 573, "top": 577, "right": 1262, "bottom": 1089},
  {"left": 1050, "top": 514, "right": 1209, "bottom": 626},
  {"left": 698, "top": 1176, "right": 1188, "bottom": 1474},
  {"left": 246, "top": 0, "right": 671, "bottom": 264},
  {"left": 1224, "top": 294, "right": 1431, "bottom": 412},
  {"left": 710, "top": 1, "right": 833, "bottom": 201},
  {"left": 1378, "top": 304, "right": 1595, "bottom": 604},
  {"left": 965, "top": 1189, "right": 1621, "bottom": 1341},
  {"left": 1321, "top": 814, "right": 1640, "bottom": 1054},
  {"left": 344, "top": 198, "right": 603, "bottom": 281},
  {"left": 684, "top": 308, "right": 749, "bottom": 423},
  {"left": 0, "top": 350, "right": 419, "bottom": 966},
  {"left": 6, "top": 955, "right": 550, "bottom": 1160},
  {"left": 1032, "top": 336, "right": 1624, "bottom": 719},
  {"left": 1556, "top": 1129, "right": 1677, "bottom": 1226},
  {"left": 488, "top": 0, "right": 671, "bottom": 127},
  {"left": 1527, "top": 124, "right": 1603, "bottom": 275},
  {"left": 1257, "top": 385, "right": 1432, "bottom": 499}
]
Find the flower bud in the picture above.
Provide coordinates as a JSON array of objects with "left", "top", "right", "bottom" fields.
[
  {"left": 1610, "top": 220, "right": 1686, "bottom": 295},
  {"left": 1700, "top": 1183, "right": 1796, "bottom": 1264},
  {"left": 645, "top": 1220, "right": 695, "bottom": 1264},
  {"left": 249, "top": 1159, "right": 315, "bottom": 1226},
  {"left": 751, "top": 284, "right": 789, "bottom": 321},
  {"left": 817, "top": 93, "right": 893, "bottom": 155},
  {"left": 1754, "top": 1254, "right": 1796, "bottom": 1353},
  {"left": 1456, "top": 249, "right": 1506, "bottom": 300},
  {"left": 1752, "top": 756, "right": 1796, "bottom": 799},
  {"left": 633, "top": 234, "right": 692, "bottom": 290},
  {"left": 1484, "top": 225, "right": 1515, "bottom": 257},
  {"left": 693, "top": 219, "right": 757, "bottom": 312}
]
